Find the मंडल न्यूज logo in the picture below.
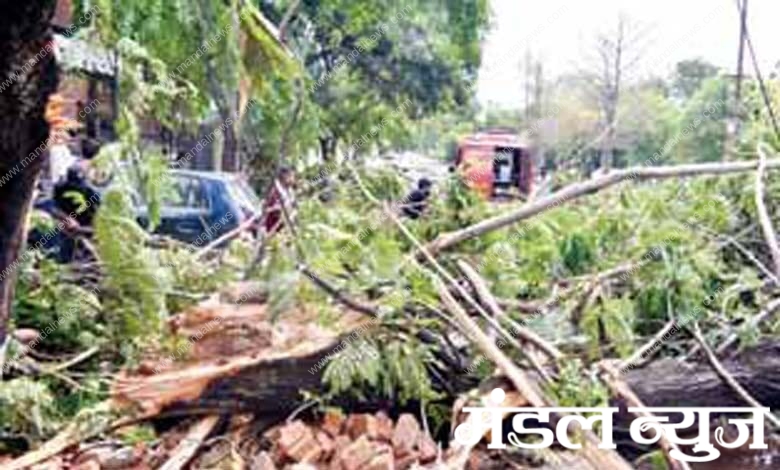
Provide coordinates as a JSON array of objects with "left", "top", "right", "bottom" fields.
[{"left": 452, "top": 388, "right": 769, "bottom": 463}]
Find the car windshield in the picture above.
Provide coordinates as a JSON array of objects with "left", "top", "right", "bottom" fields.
[{"left": 225, "top": 177, "right": 261, "bottom": 214}]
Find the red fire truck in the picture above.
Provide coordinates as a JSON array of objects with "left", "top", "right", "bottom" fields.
[{"left": 454, "top": 129, "right": 535, "bottom": 199}]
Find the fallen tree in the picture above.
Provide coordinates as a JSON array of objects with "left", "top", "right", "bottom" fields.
[
  {"left": 427, "top": 157, "right": 780, "bottom": 254},
  {"left": 7, "top": 153, "right": 780, "bottom": 468}
]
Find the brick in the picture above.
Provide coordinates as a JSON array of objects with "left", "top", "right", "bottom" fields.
[
  {"left": 276, "top": 421, "right": 322, "bottom": 463},
  {"left": 316, "top": 431, "right": 336, "bottom": 459},
  {"left": 250, "top": 451, "right": 277, "bottom": 470},
  {"left": 327, "top": 435, "right": 353, "bottom": 470},
  {"left": 345, "top": 413, "right": 379, "bottom": 440},
  {"left": 288, "top": 464, "right": 318, "bottom": 470},
  {"left": 374, "top": 412, "right": 394, "bottom": 442},
  {"left": 391, "top": 414, "right": 420, "bottom": 457},
  {"left": 393, "top": 452, "right": 419, "bottom": 470},
  {"left": 418, "top": 433, "right": 438, "bottom": 463},
  {"left": 322, "top": 410, "right": 346, "bottom": 437},
  {"left": 75, "top": 460, "right": 101, "bottom": 470},
  {"left": 335, "top": 436, "right": 378, "bottom": 470},
  {"left": 362, "top": 447, "right": 395, "bottom": 470},
  {"left": 333, "top": 435, "right": 352, "bottom": 452}
]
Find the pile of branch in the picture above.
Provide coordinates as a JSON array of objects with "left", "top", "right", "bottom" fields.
[{"left": 8, "top": 154, "right": 780, "bottom": 469}]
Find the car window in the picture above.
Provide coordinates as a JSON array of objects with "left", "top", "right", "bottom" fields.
[
  {"left": 163, "top": 176, "right": 210, "bottom": 210},
  {"left": 225, "top": 178, "right": 261, "bottom": 214},
  {"left": 237, "top": 179, "right": 262, "bottom": 206}
]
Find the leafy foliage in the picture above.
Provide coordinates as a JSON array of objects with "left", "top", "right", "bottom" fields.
[
  {"left": 323, "top": 336, "right": 441, "bottom": 405},
  {"left": 261, "top": 0, "right": 490, "bottom": 160},
  {"left": 0, "top": 378, "right": 61, "bottom": 443}
]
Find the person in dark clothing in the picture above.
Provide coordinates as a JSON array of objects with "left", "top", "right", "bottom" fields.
[
  {"left": 81, "top": 138, "right": 102, "bottom": 161},
  {"left": 53, "top": 166, "right": 101, "bottom": 227},
  {"left": 46, "top": 140, "right": 102, "bottom": 262},
  {"left": 402, "top": 178, "right": 432, "bottom": 219},
  {"left": 53, "top": 138, "right": 102, "bottom": 227}
]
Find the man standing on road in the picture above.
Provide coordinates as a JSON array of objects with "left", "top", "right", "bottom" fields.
[{"left": 263, "top": 166, "right": 297, "bottom": 234}]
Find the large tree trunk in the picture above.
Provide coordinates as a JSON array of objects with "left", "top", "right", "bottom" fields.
[
  {"left": 220, "top": 113, "right": 239, "bottom": 171},
  {"left": 0, "top": 1, "right": 59, "bottom": 346},
  {"left": 195, "top": 0, "right": 241, "bottom": 172}
]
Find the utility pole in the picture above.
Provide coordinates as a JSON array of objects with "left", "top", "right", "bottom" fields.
[
  {"left": 725, "top": 0, "right": 748, "bottom": 161},
  {"left": 533, "top": 62, "right": 543, "bottom": 120},
  {"left": 523, "top": 49, "right": 532, "bottom": 122},
  {"left": 735, "top": 0, "right": 748, "bottom": 107},
  {"left": 733, "top": 0, "right": 748, "bottom": 146}
]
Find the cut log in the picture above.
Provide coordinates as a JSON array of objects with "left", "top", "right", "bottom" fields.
[
  {"left": 114, "top": 292, "right": 780, "bottom": 423},
  {"left": 621, "top": 341, "right": 780, "bottom": 409},
  {"left": 112, "top": 302, "right": 375, "bottom": 416}
]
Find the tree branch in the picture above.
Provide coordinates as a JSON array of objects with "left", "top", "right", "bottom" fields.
[
  {"left": 754, "top": 144, "right": 780, "bottom": 276},
  {"left": 690, "top": 323, "right": 780, "bottom": 428},
  {"left": 438, "top": 284, "right": 632, "bottom": 470},
  {"left": 427, "top": 158, "right": 780, "bottom": 254},
  {"left": 600, "top": 362, "right": 692, "bottom": 470},
  {"left": 457, "top": 260, "right": 563, "bottom": 361}
]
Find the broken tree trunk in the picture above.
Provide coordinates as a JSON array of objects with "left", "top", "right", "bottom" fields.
[
  {"left": 111, "top": 302, "right": 375, "bottom": 416},
  {"left": 117, "top": 296, "right": 780, "bottom": 427},
  {"left": 621, "top": 340, "right": 780, "bottom": 410}
]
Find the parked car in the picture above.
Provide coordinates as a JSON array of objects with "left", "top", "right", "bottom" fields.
[
  {"left": 30, "top": 170, "right": 263, "bottom": 261},
  {"left": 136, "top": 170, "right": 263, "bottom": 245}
]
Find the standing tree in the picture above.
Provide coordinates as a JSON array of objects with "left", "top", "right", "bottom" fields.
[
  {"left": 92, "top": 0, "right": 292, "bottom": 172},
  {"left": 0, "top": 0, "right": 59, "bottom": 347},
  {"left": 672, "top": 59, "right": 720, "bottom": 100},
  {"left": 574, "top": 14, "right": 646, "bottom": 170},
  {"left": 263, "top": 0, "right": 490, "bottom": 163}
]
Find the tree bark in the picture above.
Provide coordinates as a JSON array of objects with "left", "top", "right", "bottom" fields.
[
  {"left": 195, "top": 0, "right": 241, "bottom": 172},
  {"left": 0, "top": 1, "right": 60, "bottom": 346},
  {"left": 221, "top": 114, "right": 239, "bottom": 171}
]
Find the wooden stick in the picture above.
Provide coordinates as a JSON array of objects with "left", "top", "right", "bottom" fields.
[
  {"left": 457, "top": 260, "right": 556, "bottom": 382},
  {"left": 383, "top": 204, "right": 517, "bottom": 350},
  {"left": 599, "top": 362, "right": 692, "bottom": 470},
  {"left": 457, "top": 260, "right": 563, "bottom": 361},
  {"left": 716, "top": 297, "right": 780, "bottom": 354},
  {"left": 300, "top": 265, "right": 378, "bottom": 317},
  {"left": 195, "top": 212, "right": 264, "bottom": 260},
  {"left": 620, "top": 319, "right": 676, "bottom": 370},
  {"left": 689, "top": 323, "right": 780, "bottom": 428},
  {"left": 438, "top": 284, "right": 632, "bottom": 470},
  {"left": 5, "top": 406, "right": 157, "bottom": 470},
  {"left": 446, "top": 387, "right": 529, "bottom": 468},
  {"left": 47, "top": 346, "right": 100, "bottom": 373},
  {"left": 754, "top": 144, "right": 780, "bottom": 276},
  {"left": 159, "top": 415, "right": 221, "bottom": 470},
  {"left": 427, "top": 158, "right": 780, "bottom": 254}
]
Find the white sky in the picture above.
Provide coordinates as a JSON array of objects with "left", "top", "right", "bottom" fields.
[{"left": 477, "top": 0, "right": 780, "bottom": 108}]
